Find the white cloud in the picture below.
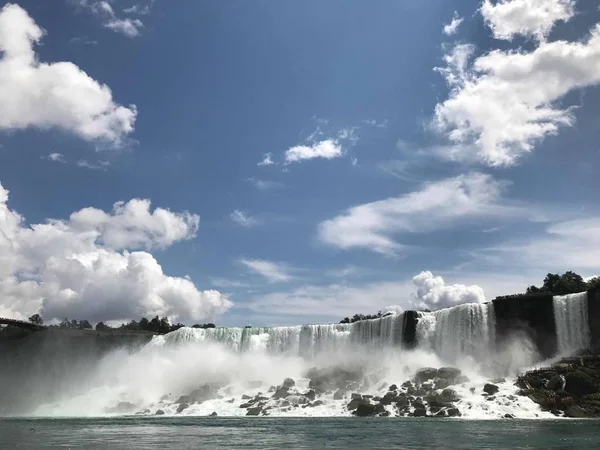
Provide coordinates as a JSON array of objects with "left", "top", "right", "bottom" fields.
[
  {"left": 257, "top": 153, "right": 275, "bottom": 166},
  {"left": 412, "top": 271, "right": 486, "bottom": 310},
  {"left": 230, "top": 209, "right": 258, "bottom": 227},
  {"left": 76, "top": 160, "right": 111, "bottom": 170},
  {"left": 351, "top": 157, "right": 358, "bottom": 166},
  {"left": 73, "top": 0, "right": 145, "bottom": 37},
  {"left": 318, "top": 172, "right": 529, "bottom": 255},
  {"left": 363, "top": 119, "right": 388, "bottom": 128},
  {"left": 45, "top": 153, "right": 66, "bottom": 163},
  {"left": 484, "top": 217, "right": 600, "bottom": 271},
  {"left": 238, "top": 258, "right": 293, "bottom": 283},
  {"left": 443, "top": 11, "right": 464, "bottom": 36},
  {"left": 0, "top": 4, "right": 137, "bottom": 145},
  {"left": 285, "top": 139, "right": 344, "bottom": 164},
  {"left": 245, "top": 178, "right": 284, "bottom": 191},
  {"left": 434, "top": 3, "right": 600, "bottom": 166},
  {"left": 0, "top": 182, "right": 230, "bottom": 323},
  {"left": 123, "top": 3, "right": 153, "bottom": 15},
  {"left": 480, "top": 0, "right": 575, "bottom": 41}
]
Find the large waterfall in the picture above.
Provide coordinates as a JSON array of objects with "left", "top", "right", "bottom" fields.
[
  {"left": 553, "top": 292, "right": 591, "bottom": 354},
  {"left": 415, "top": 302, "right": 496, "bottom": 363},
  {"left": 155, "top": 313, "right": 407, "bottom": 358}
]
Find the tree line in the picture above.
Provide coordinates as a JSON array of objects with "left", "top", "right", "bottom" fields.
[{"left": 27, "top": 314, "right": 216, "bottom": 334}]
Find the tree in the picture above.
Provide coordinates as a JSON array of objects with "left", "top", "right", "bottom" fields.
[
  {"left": 79, "top": 320, "right": 93, "bottom": 330},
  {"left": 95, "top": 321, "right": 113, "bottom": 331},
  {"left": 28, "top": 314, "right": 44, "bottom": 325},
  {"left": 587, "top": 277, "right": 600, "bottom": 290},
  {"left": 526, "top": 271, "right": 588, "bottom": 296}
]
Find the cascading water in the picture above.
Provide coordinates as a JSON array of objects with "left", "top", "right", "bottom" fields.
[
  {"left": 553, "top": 292, "right": 591, "bottom": 355},
  {"left": 415, "top": 302, "right": 496, "bottom": 364}
]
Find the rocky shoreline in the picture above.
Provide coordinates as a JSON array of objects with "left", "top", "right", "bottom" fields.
[{"left": 516, "top": 353, "right": 600, "bottom": 418}]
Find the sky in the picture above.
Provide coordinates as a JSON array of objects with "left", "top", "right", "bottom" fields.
[{"left": 0, "top": 0, "right": 599, "bottom": 327}]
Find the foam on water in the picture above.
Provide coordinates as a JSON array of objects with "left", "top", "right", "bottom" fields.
[{"left": 553, "top": 292, "right": 591, "bottom": 355}]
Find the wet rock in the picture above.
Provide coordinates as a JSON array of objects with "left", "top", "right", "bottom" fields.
[
  {"left": 333, "top": 389, "right": 346, "bottom": 400},
  {"left": 246, "top": 406, "right": 263, "bottom": 416},
  {"left": 412, "top": 400, "right": 425, "bottom": 410},
  {"left": 373, "top": 396, "right": 382, "bottom": 402},
  {"left": 447, "top": 408, "right": 461, "bottom": 417},
  {"left": 388, "top": 384, "right": 398, "bottom": 391},
  {"left": 433, "top": 379, "right": 451, "bottom": 390},
  {"left": 268, "top": 385, "right": 277, "bottom": 393},
  {"left": 210, "top": 411, "right": 218, "bottom": 416},
  {"left": 565, "top": 405, "right": 590, "bottom": 418},
  {"left": 469, "top": 387, "right": 476, "bottom": 393},
  {"left": 424, "top": 393, "right": 453, "bottom": 409},
  {"left": 176, "top": 403, "right": 189, "bottom": 414},
  {"left": 565, "top": 371, "right": 597, "bottom": 398},
  {"left": 350, "top": 393, "right": 362, "bottom": 400},
  {"left": 395, "top": 395, "right": 409, "bottom": 408},
  {"left": 226, "top": 399, "right": 234, "bottom": 404},
  {"left": 457, "top": 375, "right": 470, "bottom": 384},
  {"left": 421, "top": 382, "right": 434, "bottom": 392},
  {"left": 412, "top": 407, "right": 427, "bottom": 417},
  {"left": 353, "top": 402, "right": 377, "bottom": 417},
  {"left": 401, "top": 381, "right": 413, "bottom": 390},
  {"left": 415, "top": 368, "right": 438, "bottom": 383},
  {"left": 379, "top": 392, "right": 399, "bottom": 406},
  {"left": 503, "top": 413, "right": 515, "bottom": 419},
  {"left": 347, "top": 397, "right": 369, "bottom": 411},
  {"left": 550, "top": 409, "right": 562, "bottom": 416},
  {"left": 312, "top": 400, "right": 324, "bottom": 407},
  {"left": 483, "top": 383, "right": 499, "bottom": 395},
  {"left": 490, "top": 378, "right": 506, "bottom": 384},
  {"left": 241, "top": 394, "right": 252, "bottom": 400},
  {"left": 240, "top": 402, "right": 254, "bottom": 408},
  {"left": 437, "top": 367, "right": 461, "bottom": 380},
  {"left": 155, "top": 409, "right": 165, "bottom": 415},
  {"left": 305, "top": 390, "right": 316, "bottom": 401},
  {"left": 288, "top": 395, "right": 309, "bottom": 405},
  {"left": 272, "top": 388, "right": 290, "bottom": 400},
  {"left": 546, "top": 374, "right": 566, "bottom": 391},
  {"left": 282, "top": 378, "right": 295, "bottom": 389},
  {"left": 441, "top": 388, "right": 459, "bottom": 403}
]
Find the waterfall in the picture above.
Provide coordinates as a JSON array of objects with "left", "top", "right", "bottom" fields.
[
  {"left": 154, "top": 313, "right": 407, "bottom": 358},
  {"left": 553, "top": 292, "right": 591, "bottom": 354},
  {"left": 415, "top": 302, "right": 496, "bottom": 362}
]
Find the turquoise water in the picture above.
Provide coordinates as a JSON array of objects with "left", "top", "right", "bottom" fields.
[{"left": 0, "top": 417, "right": 598, "bottom": 449}]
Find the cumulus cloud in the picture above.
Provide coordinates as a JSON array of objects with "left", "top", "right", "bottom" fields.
[
  {"left": 318, "top": 172, "right": 528, "bottom": 255},
  {"left": 238, "top": 258, "right": 293, "bottom": 283},
  {"left": 45, "top": 153, "right": 66, "bottom": 163},
  {"left": 443, "top": 11, "right": 464, "bottom": 36},
  {"left": 230, "top": 210, "right": 257, "bottom": 227},
  {"left": 434, "top": 1, "right": 600, "bottom": 166},
  {"left": 285, "top": 139, "right": 344, "bottom": 164},
  {"left": 257, "top": 153, "right": 275, "bottom": 166},
  {"left": 412, "top": 271, "right": 486, "bottom": 310},
  {"left": 73, "top": 1, "right": 146, "bottom": 37},
  {"left": 0, "top": 182, "right": 229, "bottom": 323},
  {"left": 0, "top": 4, "right": 137, "bottom": 145},
  {"left": 480, "top": 0, "right": 575, "bottom": 41}
]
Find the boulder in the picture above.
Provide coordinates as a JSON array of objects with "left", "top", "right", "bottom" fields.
[
  {"left": 246, "top": 407, "right": 263, "bottom": 416},
  {"left": 434, "top": 379, "right": 451, "bottom": 390},
  {"left": 395, "top": 395, "right": 409, "bottom": 408},
  {"left": 437, "top": 367, "right": 461, "bottom": 380},
  {"left": 424, "top": 393, "right": 453, "bottom": 409},
  {"left": 311, "top": 400, "right": 324, "bottom": 407},
  {"left": 565, "top": 371, "right": 597, "bottom": 398},
  {"left": 155, "top": 409, "right": 165, "bottom": 415},
  {"left": 241, "top": 394, "right": 252, "bottom": 400},
  {"left": 351, "top": 393, "right": 362, "bottom": 400},
  {"left": 401, "top": 381, "right": 413, "bottom": 390},
  {"left": 412, "top": 407, "right": 427, "bottom": 417},
  {"left": 282, "top": 378, "right": 295, "bottom": 389},
  {"left": 388, "top": 384, "right": 398, "bottom": 391},
  {"left": 353, "top": 402, "right": 377, "bottom": 417},
  {"left": 272, "top": 388, "right": 290, "bottom": 400},
  {"left": 546, "top": 374, "right": 566, "bottom": 391},
  {"left": 379, "top": 392, "right": 398, "bottom": 406},
  {"left": 176, "top": 403, "right": 189, "bottom": 414},
  {"left": 304, "top": 389, "right": 316, "bottom": 401},
  {"left": 565, "top": 405, "right": 590, "bottom": 418},
  {"left": 503, "top": 414, "right": 515, "bottom": 419},
  {"left": 347, "top": 398, "right": 370, "bottom": 411},
  {"left": 441, "top": 388, "right": 459, "bottom": 403},
  {"left": 447, "top": 408, "right": 461, "bottom": 417},
  {"left": 210, "top": 411, "right": 218, "bottom": 416},
  {"left": 415, "top": 368, "right": 438, "bottom": 383},
  {"left": 483, "top": 384, "right": 499, "bottom": 395}
]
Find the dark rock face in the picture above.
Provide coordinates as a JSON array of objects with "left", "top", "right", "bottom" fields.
[
  {"left": 155, "top": 409, "right": 165, "bottom": 415},
  {"left": 272, "top": 388, "right": 289, "bottom": 400},
  {"left": 589, "top": 287, "right": 600, "bottom": 350},
  {"left": 282, "top": 378, "right": 295, "bottom": 389},
  {"left": 546, "top": 374, "right": 565, "bottom": 391},
  {"left": 492, "top": 293, "right": 557, "bottom": 359},
  {"left": 412, "top": 407, "right": 427, "bottom": 417},
  {"left": 483, "top": 384, "right": 499, "bottom": 395},
  {"left": 415, "top": 368, "right": 438, "bottom": 383},
  {"left": 246, "top": 407, "right": 262, "bottom": 416},
  {"left": 305, "top": 390, "right": 316, "bottom": 401},
  {"left": 176, "top": 403, "right": 189, "bottom": 414},
  {"left": 402, "top": 311, "right": 419, "bottom": 349},
  {"left": 353, "top": 402, "right": 376, "bottom": 417},
  {"left": 565, "top": 370, "right": 597, "bottom": 398},
  {"left": 210, "top": 411, "right": 218, "bottom": 416}
]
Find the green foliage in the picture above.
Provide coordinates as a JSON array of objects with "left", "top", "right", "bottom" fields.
[
  {"left": 587, "top": 277, "right": 600, "bottom": 290},
  {"left": 28, "top": 314, "right": 43, "bottom": 325},
  {"left": 192, "top": 323, "right": 216, "bottom": 329},
  {"left": 95, "top": 321, "right": 111, "bottom": 331},
  {"left": 340, "top": 311, "right": 392, "bottom": 324},
  {"left": 526, "top": 271, "right": 591, "bottom": 296}
]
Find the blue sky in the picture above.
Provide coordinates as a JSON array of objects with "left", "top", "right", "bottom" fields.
[{"left": 0, "top": 0, "right": 599, "bottom": 327}]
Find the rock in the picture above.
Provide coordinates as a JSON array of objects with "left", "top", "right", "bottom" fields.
[
  {"left": 412, "top": 407, "right": 427, "bottom": 417},
  {"left": 155, "top": 409, "right": 165, "bottom": 415},
  {"left": 437, "top": 367, "right": 461, "bottom": 380},
  {"left": 401, "top": 381, "right": 413, "bottom": 390},
  {"left": 457, "top": 375, "right": 470, "bottom": 384},
  {"left": 469, "top": 387, "right": 476, "bottom": 393},
  {"left": 395, "top": 395, "right": 409, "bottom": 408},
  {"left": 210, "top": 411, "right": 218, "bottom": 416},
  {"left": 347, "top": 398, "right": 365, "bottom": 411},
  {"left": 188, "top": 384, "right": 220, "bottom": 403},
  {"left": 282, "top": 378, "right": 295, "bottom": 389},
  {"left": 272, "top": 388, "right": 290, "bottom": 400},
  {"left": 490, "top": 378, "right": 506, "bottom": 384},
  {"left": 447, "top": 408, "right": 461, "bottom": 417},
  {"left": 240, "top": 401, "right": 254, "bottom": 408},
  {"left": 388, "top": 384, "right": 398, "bottom": 391},
  {"left": 421, "top": 383, "right": 434, "bottom": 392},
  {"left": 351, "top": 393, "right": 362, "bottom": 400},
  {"left": 379, "top": 392, "right": 398, "bottom": 406},
  {"left": 425, "top": 393, "right": 453, "bottom": 409},
  {"left": 565, "top": 405, "right": 590, "bottom": 418},
  {"left": 546, "top": 374, "right": 566, "bottom": 391},
  {"left": 246, "top": 407, "right": 263, "bottom": 416},
  {"left": 503, "top": 413, "right": 515, "bottom": 419},
  {"left": 312, "top": 400, "right": 324, "bottom": 407},
  {"left": 305, "top": 390, "right": 316, "bottom": 401},
  {"left": 333, "top": 390, "right": 346, "bottom": 400},
  {"left": 415, "top": 368, "right": 438, "bottom": 383},
  {"left": 363, "top": 395, "right": 373, "bottom": 400},
  {"left": 241, "top": 394, "right": 252, "bottom": 400},
  {"left": 483, "top": 384, "right": 499, "bottom": 395},
  {"left": 176, "top": 403, "right": 189, "bottom": 414},
  {"left": 441, "top": 388, "right": 459, "bottom": 403},
  {"left": 434, "top": 379, "right": 451, "bottom": 390},
  {"left": 353, "top": 402, "right": 377, "bottom": 417},
  {"left": 565, "top": 371, "right": 597, "bottom": 398},
  {"left": 551, "top": 409, "right": 562, "bottom": 416},
  {"left": 412, "top": 400, "right": 425, "bottom": 410}
]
